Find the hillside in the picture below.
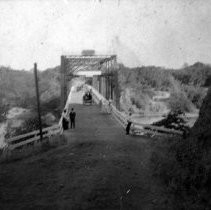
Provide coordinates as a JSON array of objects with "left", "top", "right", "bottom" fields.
[
  {"left": 0, "top": 66, "right": 61, "bottom": 121},
  {"left": 172, "top": 62, "right": 211, "bottom": 87},
  {"left": 0, "top": 66, "right": 61, "bottom": 139},
  {"left": 191, "top": 87, "right": 211, "bottom": 143},
  {"left": 0, "top": 66, "right": 60, "bottom": 105},
  {"left": 38, "top": 66, "right": 61, "bottom": 102},
  {"left": 117, "top": 62, "right": 211, "bottom": 114},
  {"left": 0, "top": 67, "right": 35, "bottom": 111}
]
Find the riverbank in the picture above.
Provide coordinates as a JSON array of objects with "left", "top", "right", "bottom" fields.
[
  {"left": 0, "top": 123, "right": 7, "bottom": 148},
  {"left": 0, "top": 107, "right": 29, "bottom": 148},
  {"left": 132, "top": 112, "right": 198, "bottom": 127}
]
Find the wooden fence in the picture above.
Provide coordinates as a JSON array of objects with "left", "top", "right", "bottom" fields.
[{"left": 5, "top": 125, "right": 61, "bottom": 150}]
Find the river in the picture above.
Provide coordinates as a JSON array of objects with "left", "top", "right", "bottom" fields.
[{"left": 0, "top": 107, "right": 29, "bottom": 148}]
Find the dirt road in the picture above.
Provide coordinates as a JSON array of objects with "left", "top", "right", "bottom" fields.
[{"left": 0, "top": 104, "right": 168, "bottom": 210}]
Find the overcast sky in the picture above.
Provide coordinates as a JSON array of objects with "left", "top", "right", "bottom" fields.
[{"left": 0, "top": 0, "right": 211, "bottom": 70}]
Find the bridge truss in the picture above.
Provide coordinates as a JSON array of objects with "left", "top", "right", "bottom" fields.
[{"left": 60, "top": 54, "right": 120, "bottom": 110}]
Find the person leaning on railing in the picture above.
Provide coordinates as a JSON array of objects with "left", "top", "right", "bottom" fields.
[
  {"left": 99, "top": 99, "right": 103, "bottom": 112},
  {"left": 126, "top": 112, "right": 132, "bottom": 135}
]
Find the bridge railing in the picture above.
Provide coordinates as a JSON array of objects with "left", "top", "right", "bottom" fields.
[
  {"left": 5, "top": 109, "right": 65, "bottom": 151},
  {"left": 5, "top": 125, "right": 60, "bottom": 150},
  {"left": 85, "top": 84, "right": 183, "bottom": 137}
]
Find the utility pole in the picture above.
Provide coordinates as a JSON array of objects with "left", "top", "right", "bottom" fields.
[{"left": 34, "top": 63, "right": 43, "bottom": 140}]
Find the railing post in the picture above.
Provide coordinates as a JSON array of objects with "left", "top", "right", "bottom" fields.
[
  {"left": 99, "top": 76, "right": 102, "bottom": 93},
  {"left": 34, "top": 63, "right": 43, "bottom": 141},
  {"left": 113, "top": 70, "right": 120, "bottom": 110}
]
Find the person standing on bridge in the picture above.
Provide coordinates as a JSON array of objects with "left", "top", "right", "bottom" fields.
[
  {"left": 69, "top": 108, "right": 76, "bottom": 129},
  {"left": 107, "top": 98, "right": 112, "bottom": 114},
  {"left": 126, "top": 112, "right": 133, "bottom": 135},
  {"left": 62, "top": 109, "right": 69, "bottom": 132}
]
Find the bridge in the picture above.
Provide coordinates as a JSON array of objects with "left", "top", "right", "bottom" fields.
[
  {"left": 0, "top": 54, "right": 182, "bottom": 209},
  {"left": 60, "top": 54, "right": 120, "bottom": 110}
]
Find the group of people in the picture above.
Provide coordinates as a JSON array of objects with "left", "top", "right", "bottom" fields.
[
  {"left": 61, "top": 108, "right": 76, "bottom": 131},
  {"left": 83, "top": 90, "right": 92, "bottom": 101}
]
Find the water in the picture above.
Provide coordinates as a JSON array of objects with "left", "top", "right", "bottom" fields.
[
  {"left": 132, "top": 116, "right": 164, "bottom": 125},
  {"left": 0, "top": 107, "right": 29, "bottom": 148}
]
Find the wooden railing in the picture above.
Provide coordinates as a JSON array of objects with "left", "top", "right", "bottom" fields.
[
  {"left": 5, "top": 125, "right": 61, "bottom": 150},
  {"left": 85, "top": 84, "right": 183, "bottom": 137}
]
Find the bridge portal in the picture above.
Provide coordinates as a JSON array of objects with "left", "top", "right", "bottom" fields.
[{"left": 60, "top": 54, "right": 120, "bottom": 110}]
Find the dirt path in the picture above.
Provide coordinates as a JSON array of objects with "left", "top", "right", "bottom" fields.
[{"left": 0, "top": 104, "right": 168, "bottom": 210}]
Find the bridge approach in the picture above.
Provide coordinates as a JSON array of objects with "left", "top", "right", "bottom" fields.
[{"left": 0, "top": 85, "right": 170, "bottom": 210}]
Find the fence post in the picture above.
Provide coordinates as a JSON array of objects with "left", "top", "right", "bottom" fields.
[{"left": 34, "top": 63, "right": 43, "bottom": 140}]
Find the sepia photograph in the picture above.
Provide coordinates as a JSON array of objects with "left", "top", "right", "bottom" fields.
[{"left": 0, "top": 0, "right": 211, "bottom": 209}]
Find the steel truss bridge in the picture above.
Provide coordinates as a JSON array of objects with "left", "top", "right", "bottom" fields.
[{"left": 60, "top": 54, "right": 120, "bottom": 110}]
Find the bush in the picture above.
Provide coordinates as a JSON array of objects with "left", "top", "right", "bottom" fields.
[
  {"left": 168, "top": 92, "right": 193, "bottom": 113},
  {"left": 0, "top": 99, "right": 9, "bottom": 123},
  {"left": 130, "top": 96, "right": 143, "bottom": 109},
  {"left": 17, "top": 96, "right": 37, "bottom": 109},
  {"left": 41, "top": 97, "right": 61, "bottom": 118},
  {"left": 130, "top": 90, "right": 150, "bottom": 110},
  {"left": 183, "top": 85, "right": 207, "bottom": 109},
  {"left": 153, "top": 110, "right": 190, "bottom": 134}
]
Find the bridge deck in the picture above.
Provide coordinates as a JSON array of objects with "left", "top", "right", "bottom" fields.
[{"left": 0, "top": 101, "right": 167, "bottom": 209}]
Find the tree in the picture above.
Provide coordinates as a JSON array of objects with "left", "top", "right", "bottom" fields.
[
  {"left": 0, "top": 97, "right": 8, "bottom": 123},
  {"left": 168, "top": 92, "right": 193, "bottom": 113},
  {"left": 153, "top": 110, "right": 189, "bottom": 133}
]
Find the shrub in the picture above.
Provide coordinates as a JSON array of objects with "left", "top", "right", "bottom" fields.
[
  {"left": 168, "top": 92, "right": 193, "bottom": 113},
  {"left": 183, "top": 85, "right": 207, "bottom": 109},
  {"left": 130, "top": 90, "right": 150, "bottom": 110},
  {"left": 0, "top": 99, "right": 9, "bottom": 123},
  {"left": 41, "top": 97, "right": 61, "bottom": 118},
  {"left": 153, "top": 110, "right": 190, "bottom": 133},
  {"left": 130, "top": 96, "right": 143, "bottom": 109}
]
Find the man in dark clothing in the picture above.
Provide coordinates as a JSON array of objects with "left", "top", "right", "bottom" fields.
[
  {"left": 126, "top": 112, "right": 132, "bottom": 135},
  {"left": 69, "top": 108, "right": 76, "bottom": 129}
]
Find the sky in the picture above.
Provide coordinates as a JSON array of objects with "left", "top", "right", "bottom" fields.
[{"left": 0, "top": 0, "right": 211, "bottom": 70}]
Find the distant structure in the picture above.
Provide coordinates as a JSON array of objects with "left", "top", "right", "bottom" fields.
[
  {"left": 81, "top": 50, "right": 95, "bottom": 56},
  {"left": 60, "top": 52, "right": 120, "bottom": 110}
]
